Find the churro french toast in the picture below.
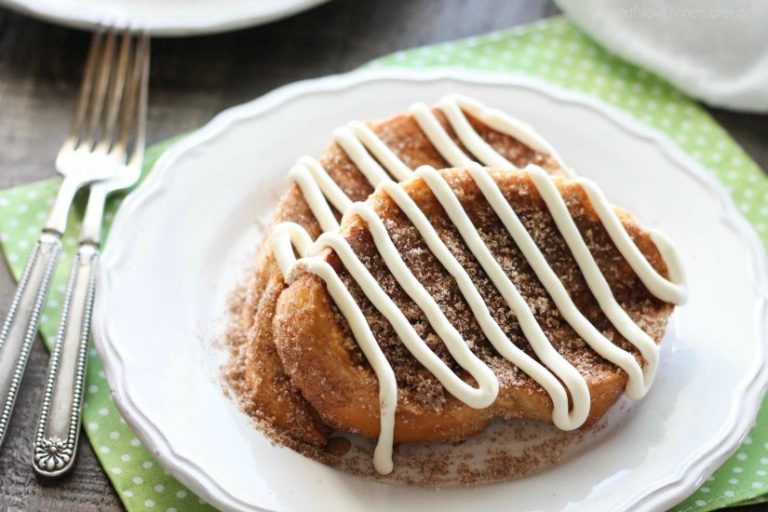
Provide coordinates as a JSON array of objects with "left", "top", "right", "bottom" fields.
[
  {"left": 273, "top": 166, "right": 685, "bottom": 473},
  {"left": 226, "top": 96, "right": 686, "bottom": 476},
  {"left": 226, "top": 95, "right": 565, "bottom": 448}
]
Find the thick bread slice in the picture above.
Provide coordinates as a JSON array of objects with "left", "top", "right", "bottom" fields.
[
  {"left": 273, "top": 168, "right": 673, "bottom": 444},
  {"left": 226, "top": 109, "right": 561, "bottom": 446}
]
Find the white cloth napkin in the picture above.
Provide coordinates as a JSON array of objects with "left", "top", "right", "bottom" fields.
[{"left": 554, "top": 0, "right": 768, "bottom": 112}]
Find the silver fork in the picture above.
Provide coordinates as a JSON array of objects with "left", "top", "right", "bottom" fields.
[
  {"left": 0, "top": 31, "right": 134, "bottom": 452},
  {"left": 30, "top": 32, "right": 150, "bottom": 478}
]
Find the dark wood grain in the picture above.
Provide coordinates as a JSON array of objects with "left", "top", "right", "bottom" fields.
[{"left": 0, "top": 0, "right": 765, "bottom": 510}]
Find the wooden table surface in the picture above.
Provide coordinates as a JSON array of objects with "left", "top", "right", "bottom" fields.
[{"left": 0, "top": 1, "right": 766, "bottom": 510}]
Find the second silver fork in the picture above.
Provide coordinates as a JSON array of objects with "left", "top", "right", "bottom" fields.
[{"left": 29, "top": 31, "right": 150, "bottom": 477}]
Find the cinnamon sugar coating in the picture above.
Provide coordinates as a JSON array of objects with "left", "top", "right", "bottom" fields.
[
  {"left": 273, "top": 169, "right": 673, "bottom": 444},
  {"left": 224, "top": 107, "right": 560, "bottom": 447}
]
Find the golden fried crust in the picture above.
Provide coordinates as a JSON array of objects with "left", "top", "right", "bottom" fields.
[
  {"left": 273, "top": 169, "right": 673, "bottom": 444},
  {"left": 227, "top": 109, "right": 561, "bottom": 446}
]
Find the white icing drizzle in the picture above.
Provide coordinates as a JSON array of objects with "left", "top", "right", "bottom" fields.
[
  {"left": 274, "top": 94, "right": 562, "bottom": 281},
  {"left": 272, "top": 222, "right": 314, "bottom": 280},
  {"left": 412, "top": 94, "right": 576, "bottom": 178},
  {"left": 450, "top": 94, "right": 559, "bottom": 159},
  {"left": 577, "top": 178, "right": 687, "bottom": 304},
  {"left": 438, "top": 98, "right": 513, "bottom": 168},
  {"left": 410, "top": 102, "right": 475, "bottom": 168},
  {"left": 299, "top": 254, "right": 399, "bottom": 475},
  {"left": 410, "top": 167, "right": 591, "bottom": 428},
  {"left": 269, "top": 95, "right": 687, "bottom": 475},
  {"left": 378, "top": 178, "right": 584, "bottom": 430},
  {"left": 464, "top": 166, "right": 650, "bottom": 399},
  {"left": 287, "top": 157, "right": 351, "bottom": 232},
  {"left": 333, "top": 126, "right": 390, "bottom": 186},
  {"left": 346, "top": 120, "right": 413, "bottom": 182},
  {"left": 316, "top": 220, "right": 499, "bottom": 410},
  {"left": 526, "top": 166, "right": 664, "bottom": 388}
]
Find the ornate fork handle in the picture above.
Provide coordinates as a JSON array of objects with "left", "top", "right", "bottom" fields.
[
  {"left": 33, "top": 243, "right": 98, "bottom": 476},
  {"left": 0, "top": 233, "right": 62, "bottom": 448}
]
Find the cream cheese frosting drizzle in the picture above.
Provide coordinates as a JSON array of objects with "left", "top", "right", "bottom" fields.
[
  {"left": 293, "top": 166, "right": 685, "bottom": 474},
  {"left": 465, "top": 166, "right": 651, "bottom": 398},
  {"left": 313, "top": 223, "right": 499, "bottom": 411},
  {"left": 287, "top": 156, "right": 351, "bottom": 232},
  {"left": 273, "top": 94, "right": 561, "bottom": 280},
  {"left": 378, "top": 177, "right": 588, "bottom": 429},
  {"left": 269, "top": 95, "right": 687, "bottom": 475},
  {"left": 299, "top": 253, "right": 399, "bottom": 475},
  {"left": 412, "top": 94, "right": 574, "bottom": 178}
]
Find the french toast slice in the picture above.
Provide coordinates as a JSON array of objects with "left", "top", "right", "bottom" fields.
[
  {"left": 225, "top": 103, "right": 563, "bottom": 447},
  {"left": 272, "top": 168, "right": 675, "bottom": 445}
]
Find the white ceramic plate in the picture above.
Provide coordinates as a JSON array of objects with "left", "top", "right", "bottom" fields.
[
  {"left": 92, "top": 69, "right": 768, "bottom": 512},
  {"left": 0, "top": 0, "right": 328, "bottom": 36}
]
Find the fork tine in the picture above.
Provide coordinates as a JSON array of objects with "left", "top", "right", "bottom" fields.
[
  {"left": 131, "top": 35, "right": 150, "bottom": 166},
  {"left": 96, "top": 31, "right": 134, "bottom": 151},
  {"left": 80, "top": 30, "right": 117, "bottom": 151},
  {"left": 114, "top": 34, "right": 150, "bottom": 167},
  {"left": 65, "top": 31, "right": 105, "bottom": 146}
]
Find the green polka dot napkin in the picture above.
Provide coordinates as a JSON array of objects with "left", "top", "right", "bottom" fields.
[{"left": 1, "top": 15, "right": 766, "bottom": 512}]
